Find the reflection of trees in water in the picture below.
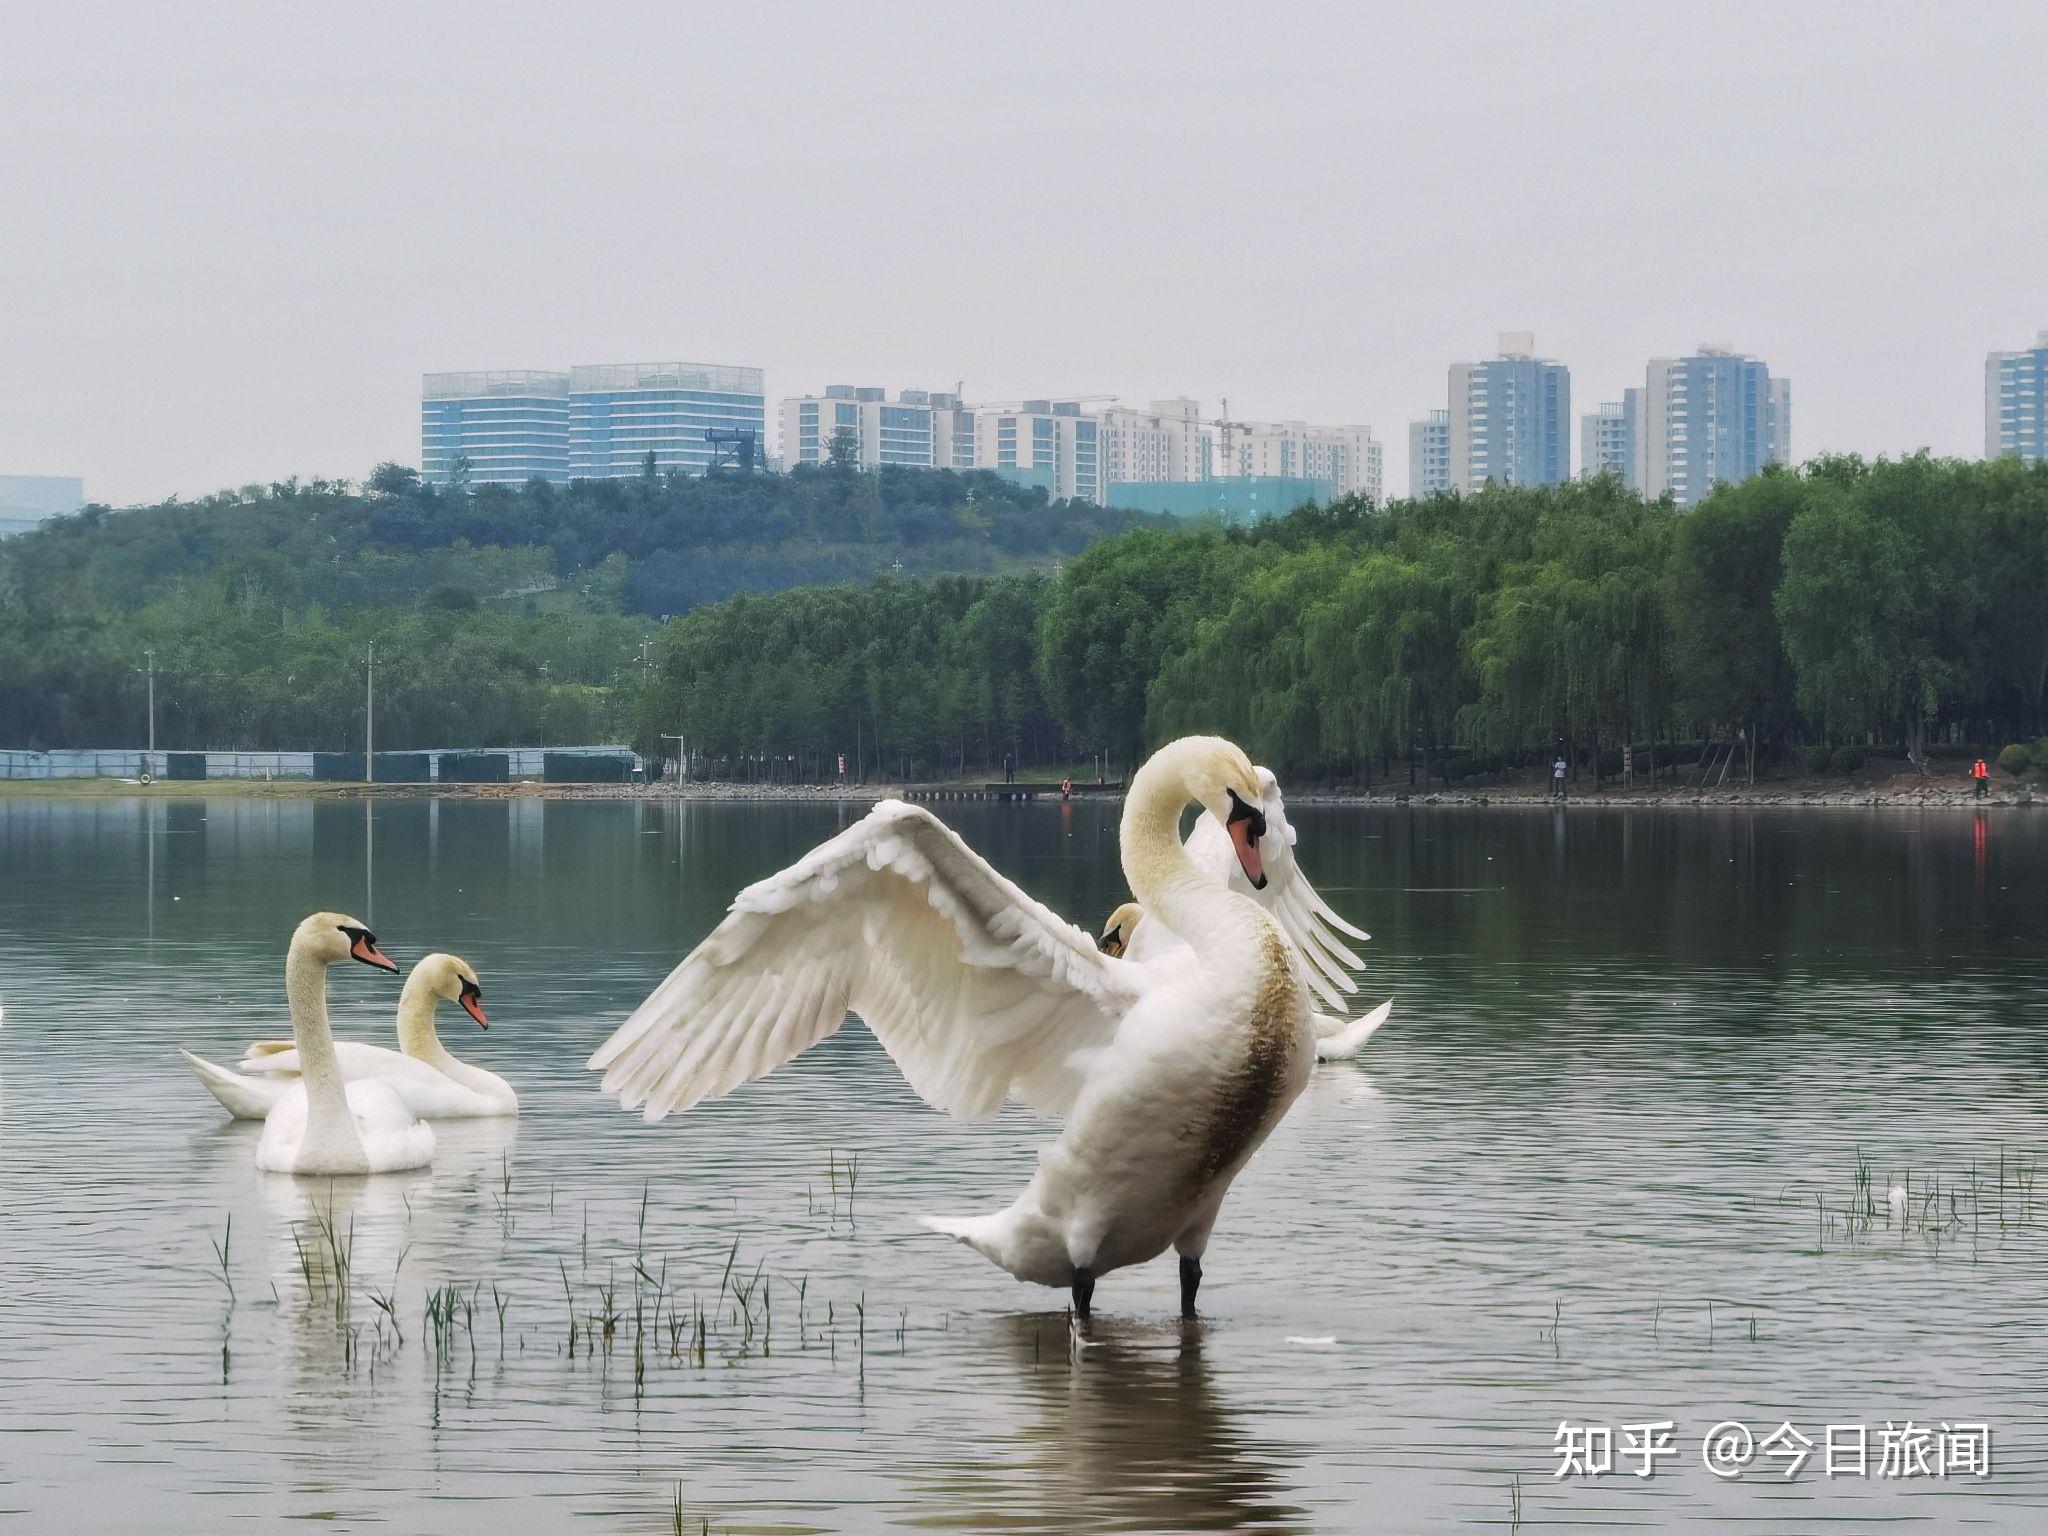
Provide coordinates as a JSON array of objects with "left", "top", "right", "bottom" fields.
[{"left": 913, "top": 1313, "right": 1309, "bottom": 1534}]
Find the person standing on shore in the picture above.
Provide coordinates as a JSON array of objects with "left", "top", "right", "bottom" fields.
[
  {"left": 1552, "top": 753, "right": 1568, "bottom": 802},
  {"left": 1973, "top": 756, "right": 1990, "bottom": 799}
]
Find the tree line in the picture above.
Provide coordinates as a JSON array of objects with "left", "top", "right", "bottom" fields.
[
  {"left": 644, "top": 455, "right": 2048, "bottom": 783},
  {"left": 8, "top": 453, "right": 2045, "bottom": 773},
  {"left": 0, "top": 461, "right": 1155, "bottom": 751}
]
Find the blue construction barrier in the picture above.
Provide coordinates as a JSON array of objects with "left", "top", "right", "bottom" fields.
[
  {"left": 543, "top": 750, "right": 635, "bottom": 783},
  {"left": 371, "top": 752, "right": 433, "bottom": 783},
  {"left": 312, "top": 752, "right": 365, "bottom": 781},
  {"left": 439, "top": 751, "right": 509, "bottom": 783}
]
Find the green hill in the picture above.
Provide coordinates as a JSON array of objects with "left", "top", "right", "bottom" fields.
[{"left": 0, "top": 462, "right": 1169, "bottom": 751}]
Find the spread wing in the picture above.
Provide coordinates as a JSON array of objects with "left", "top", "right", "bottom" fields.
[
  {"left": 1184, "top": 766, "right": 1369, "bottom": 1009},
  {"left": 590, "top": 800, "right": 1146, "bottom": 1123}
]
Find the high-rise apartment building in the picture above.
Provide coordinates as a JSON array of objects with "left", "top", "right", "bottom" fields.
[
  {"left": 1099, "top": 398, "right": 1210, "bottom": 487},
  {"left": 1986, "top": 332, "right": 2048, "bottom": 465},
  {"left": 1637, "top": 346, "right": 1789, "bottom": 507},
  {"left": 778, "top": 386, "right": 974, "bottom": 471},
  {"left": 1408, "top": 410, "right": 1451, "bottom": 497},
  {"left": 974, "top": 401, "right": 1101, "bottom": 503},
  {"left": 567, "top": 362, "right": 766, "bottom": 479},
  {"left": 1217, "top": 420, "right": 1381, "bottom": 503},
  {"left": 1579, "top": 391, "right": 1641, "bottom": 488},
  {"left": 1444, "top": 333, "right": 1572, "bottom": 492},
  {"left": 421, "top": 371, "right": 571, "bottom": 486}
]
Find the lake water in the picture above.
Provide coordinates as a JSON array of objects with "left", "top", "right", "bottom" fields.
[{"left": 3, "top": 795, "right": 2047, "bottom": 1533}]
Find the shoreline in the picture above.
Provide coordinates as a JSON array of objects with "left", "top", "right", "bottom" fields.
[{"left": 0, "top": 771, "right": 2034, "bottom": 809}]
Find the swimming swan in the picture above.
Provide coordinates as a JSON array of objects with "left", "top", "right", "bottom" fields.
[
  {"left": 590, "top": 735, "right": 1315, "bottom": 1319},
  {"left": 185, "top": 954, "right": 513, "bottom": 1119},
  {"left": 181, "top": 913, "right": 435, "bottom": 1175}
]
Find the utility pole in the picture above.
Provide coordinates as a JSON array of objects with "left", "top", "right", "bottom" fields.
[
  {"left": 365, "top": 641, "right": 375, "bottom": 785},
  {"left": 143, "top": 649, "right": 156, "bottom": 768}
]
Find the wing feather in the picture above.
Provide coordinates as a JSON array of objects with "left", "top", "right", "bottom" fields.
[
  {"left": 590, "top": 800, "right": 1139, "bottom": 1122},
  {"left": 1182, "top": 768, "right": 1371, "bottom": 1009}
]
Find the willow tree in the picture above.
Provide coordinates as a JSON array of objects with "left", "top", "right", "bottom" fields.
[{"left": 1774, "top": 456, "right": 1975, "bottom": 769}]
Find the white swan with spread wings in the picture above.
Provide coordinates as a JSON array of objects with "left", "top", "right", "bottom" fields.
[{"left": 591, "top": 736, "right": 1316, "bottom": 1318}]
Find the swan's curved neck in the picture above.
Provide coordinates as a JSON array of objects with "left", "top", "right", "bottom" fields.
[
  {"left": 397, "top": 979, "right": 502, "bottom": 1097},
  {"left": 396, "top": 979, "right": 453, "bottom": 1068},
  {"left": 1120, "top": 741, "right": 1210, "bottom": 933},
  {"left": 285, "top": 941, "right": 363, "bottom": 1161}
]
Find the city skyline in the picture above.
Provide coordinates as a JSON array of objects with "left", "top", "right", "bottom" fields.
[{"left": 5, "top": 4, "right": 2046, "bottom": 505}]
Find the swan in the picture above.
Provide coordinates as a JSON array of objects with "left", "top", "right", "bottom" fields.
[
  {"left": 181, "top": 912, "right": 435, "bottom": 1175},
  {"left": 591, "top": 735, "right": 1315, "bottom": 1319},
  {"left": 1093, "top": 766, "right": 1391, "bottom": 1060},
  {"left": 1097, "top": 901, "right": 1393, "bottom": 1062},
  {"left": 184, "top": 954, "right": 512, "bottom": 1119},
  {"left": 1102, "top": 765, "right": 1369, "bottom": 1009}
]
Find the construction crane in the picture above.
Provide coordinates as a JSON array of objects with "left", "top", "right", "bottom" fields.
[{"left": 1210, "top": 397, "right": 1251, "bottom": 474}]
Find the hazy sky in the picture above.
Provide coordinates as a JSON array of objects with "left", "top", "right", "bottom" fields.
[{"left": 5, "top": 1, "right": 2045, "bottom": 506}]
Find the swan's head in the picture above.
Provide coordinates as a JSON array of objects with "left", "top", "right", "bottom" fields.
[
  {"left": 1178, "top": 737, "right": 1268, "bottom": 889},
  {"left": 1097, "top": 901, "right": 1144, "bottom": 958},
  {"left": 297, "top": 911, "right": 398, "bottom": 973},
  {"left": 414, "top": 952, "right": 488, "bottom": 1028}
]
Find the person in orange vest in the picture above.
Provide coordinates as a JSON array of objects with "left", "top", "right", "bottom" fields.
[
  {"left": 1973, "top": 755, "right": 1990, "bottom": 799},
  {"left": 1061, "top": 776, "right": 1073, "bottom": 802}
]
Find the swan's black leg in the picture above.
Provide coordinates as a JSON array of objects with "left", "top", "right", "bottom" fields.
[
  {"left": 1179, "top": 1255, "right": 1202, "bottom": 1318},
  {"left": 1071, "top": 1266, "right": 1095, "bottom": 1319}
]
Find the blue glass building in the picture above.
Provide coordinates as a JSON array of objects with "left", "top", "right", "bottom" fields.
[
  {"left": 567, "top": 362, "right": 766, "bottom": 478},
  {"left": 420, "top": 371, "right": 571, "bottom": 486},
  {"left": 1987, "top": 333, "right": 2048, "bottom": 465}
]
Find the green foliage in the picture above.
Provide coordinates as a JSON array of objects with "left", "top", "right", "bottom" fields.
[
  {"left": 10, "top": 455, "right": 2048, "bottom": 774},
  {"left": 0, "top": 465, "right": 1158, "bottom": 752},
  {"left": 637, "top": 575, "right": 1059, "bottom": 779},
  {"left": 1996, "top": 742, "right": 2031, "bottom": 776}
]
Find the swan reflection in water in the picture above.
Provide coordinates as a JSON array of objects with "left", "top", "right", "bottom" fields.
[
  {"left": 915, "top": 1313, "right": 1310, "bottom": 1534},
  {"left": 250, "top": 1116, "right": 520, "bottom": 1425}
]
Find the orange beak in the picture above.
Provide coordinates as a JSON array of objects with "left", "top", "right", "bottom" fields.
[
  {"left": 459, "top": 985, "right": 488, "bottom": 1029},
  {"left": 350, "top": 932, "right": 399, "bottom": 972},
  {"left": 1228, "top": 815, "right": 1267, "bottom": 889}
]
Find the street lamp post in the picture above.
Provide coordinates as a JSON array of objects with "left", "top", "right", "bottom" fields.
[
  {"left": 365, "top": 641, "right": 375, "bottom": 785},
  {"left": 143, "top": 649, "right": 156, "bottom": 770}
]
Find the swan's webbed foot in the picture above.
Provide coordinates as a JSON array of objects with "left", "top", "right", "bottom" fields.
[
  {"left": 1070, "top": 1266, "right": 1095, "bottom": 1320},
  {"left": 1179, "top": 1255, "right": 1202, "bottom": 1318}
]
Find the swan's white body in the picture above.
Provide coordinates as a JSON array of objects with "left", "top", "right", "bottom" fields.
[
  {"left": 1106, "top": 767, "right": 1392, "bottom": 1060},
  {"left": 184, "top": 954, "right": 513, "bottom": 1120},
  {"left": 183, "top": 912, "right": 434, "bottom": 1175},
  {"left": 591, "top": 736, "right": 1314, "bottom": 1302},
  {"left": 256, "top": 1072, "right": 435, "bottom": 1175}
]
